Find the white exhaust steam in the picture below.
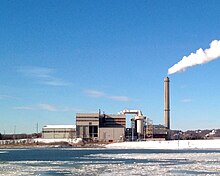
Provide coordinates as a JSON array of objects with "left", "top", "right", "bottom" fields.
[{"left": 168, "top": 40, "right": 220, "bottom": 75}]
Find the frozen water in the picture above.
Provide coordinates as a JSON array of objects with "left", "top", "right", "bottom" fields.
[{"left": 0, "top": 148, "right": 219, "bottom": 176}]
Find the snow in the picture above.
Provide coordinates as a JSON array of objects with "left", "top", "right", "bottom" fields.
[
  {"left": 43, "top": 125, "right": 76, "bottom": 129},
  {"left": 105, "top": 139, "right": 220, "bottom": 149},
  {"left": 34, "top": 138, "right": 82, "bottom": 144}
]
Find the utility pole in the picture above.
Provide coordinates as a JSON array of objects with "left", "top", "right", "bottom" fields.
[
  {"left": 13, "top": 125, "right": 16, "bottom": 141},
  {"left": 36, "top": 123, "right": 38, "bottom": 134}
]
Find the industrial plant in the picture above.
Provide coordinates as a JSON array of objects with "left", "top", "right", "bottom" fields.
[
  {"left": 37, "top": 40, "right": 220, "bottom": 144},
  {"left": 1, "top": 76, "right": 220, "bottom": 147},
  {"left": 41, "top": 77, "right": 171, "bottom": 142}
]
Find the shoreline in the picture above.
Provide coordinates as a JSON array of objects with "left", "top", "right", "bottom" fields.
[
  {"left": 0, "top": 142, "right": 108, "bottom": 149},
  {"left": 106, "top": 139, "right": 220, "bottom": 150},
  {"left": 1, "top": 139, "right": 220, "bottom": 150}
]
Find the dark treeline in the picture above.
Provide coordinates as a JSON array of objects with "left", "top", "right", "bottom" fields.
[
  {"left": 171, "top": 129, "right": 220, "bottom": 140},
  {"left": 0, "top": 133, "right": 41, "bottom": 140}
]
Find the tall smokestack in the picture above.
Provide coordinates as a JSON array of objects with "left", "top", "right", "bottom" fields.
[{"left": 164, "top": 77, "right": 170, "bottom": 129}]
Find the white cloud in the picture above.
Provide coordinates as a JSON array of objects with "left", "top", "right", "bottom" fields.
[
  {"left": 41, "top": 78, "right": 70, "bottom": 86},
  {"left": 84, "top": 90, "right": 105, "bottom": 98},
  {"left": 14, "top": 106, "right": 35, "bottom": 110},
  {"left": 37, "top": 104, "right": 57, "bottom": 111},
  {"left": 18, "top": 67, "right": 53, "bottom": 78},
  {"left": 84, "top": 89, "right": 132, "bottom": 102},
  {"left": 0, "top": 94, "right": 17, "bottom": 100},
  {"left": 108, "top": 96, "right": 131, "bottom": 102},
  {"left": 14, "top": 103, "right": 81, "bottom": 112},
  {"left": 61, "top": 107, "right": 83, "bottom": 112},
  {"left": 17, "top": 66, "right": 70, "bottom": 86},
  {"left": 181, "top": 98, "right": 192, "bottom": 103}
]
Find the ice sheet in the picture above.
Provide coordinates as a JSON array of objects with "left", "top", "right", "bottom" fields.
[{"left": 0, "top": 152, "right": 219, "bottom": 176}]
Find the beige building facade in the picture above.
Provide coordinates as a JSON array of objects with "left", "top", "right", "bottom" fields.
[
  {"left": 99, "top": 127, "right": 124, "bottom": 142},
  {"left": 76, "top": 112, "right": 126, "bottom": 142},
  {"left": 76, "top": 113, "right": 99, "bottom": 139},
  {"left": 42, "top": 125, "right": 76, "bottom": 139}
]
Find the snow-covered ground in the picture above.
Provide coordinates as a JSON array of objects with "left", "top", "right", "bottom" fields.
[
  {"left": 106, "top": 139, "right": 220, "bottom": 149},
  {"left": 34, "top": 138, "right": 82, "bottom": 144},
  {"left": 0, "top": 138, "right": 82, "bottom": 145}
]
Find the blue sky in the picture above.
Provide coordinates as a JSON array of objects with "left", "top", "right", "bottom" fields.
[{"left": 1, "top": 0, "right": 220, "bottom": 134}]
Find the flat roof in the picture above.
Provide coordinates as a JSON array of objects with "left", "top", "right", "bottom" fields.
[
  {"left": 76, "top": 113, "right": 99, "bottom": 117},
  {"left": 43, "top": 125, "right": 76, "bottom": 129}
]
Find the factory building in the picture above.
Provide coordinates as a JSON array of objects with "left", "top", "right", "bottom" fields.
[
  {"left": 75, "top": 109, "right": 168, "bottom": 142},
  {"left": 99, "top": 114, "right": 126, "bottom": 142},
  {"left": 125, "top": 119, "right": 167, "bottom": 141},
  {"left": 76, "top": 113, "right": 126, "bottom": 142},
  {"left": 42, "top": 77, "right": 171, "bottom": 142},
  {"left": 152, "top": 125, "right": 167, "bottom": 138},
  {"left": 76, "top": 113, "right": 99, "bottom": 140},
  {"left": 42, "top": 125, "right": 76, "bottom": 139}
]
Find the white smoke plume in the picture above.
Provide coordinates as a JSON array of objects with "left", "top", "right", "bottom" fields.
[{"left": 168, "top": 40, "right": 220, "bottom": 75}]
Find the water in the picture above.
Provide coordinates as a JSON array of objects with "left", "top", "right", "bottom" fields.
[{"left": 0, "top": 148, "right": 220, "bottom": 175}]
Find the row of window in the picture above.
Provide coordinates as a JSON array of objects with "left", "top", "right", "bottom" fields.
[{"left": 43, "top": 131, "right": 75, "bottom": 133}]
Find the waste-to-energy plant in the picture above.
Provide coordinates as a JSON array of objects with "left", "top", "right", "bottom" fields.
[
  {"left": 74, "top": 77, "right": 171, "bottom": 142},
  {"left": 42, "top": 77, "right": 171, "bottom": 142}
]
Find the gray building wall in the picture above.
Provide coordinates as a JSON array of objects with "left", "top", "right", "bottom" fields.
[
  {"left": 100, "top": 114, "right": 126, "bottom": 128},
  {"left": 99, "top": 127, "right": 125, "bottom": 142},
  {"left": 76, "top": 113, "right": 126, "bottom": 141},
  {"left": 76, "top": 113, "right": 99, "bottom": 139},
  {"left": 42, "top": 125, "right": 76, "bottom": 139}
]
